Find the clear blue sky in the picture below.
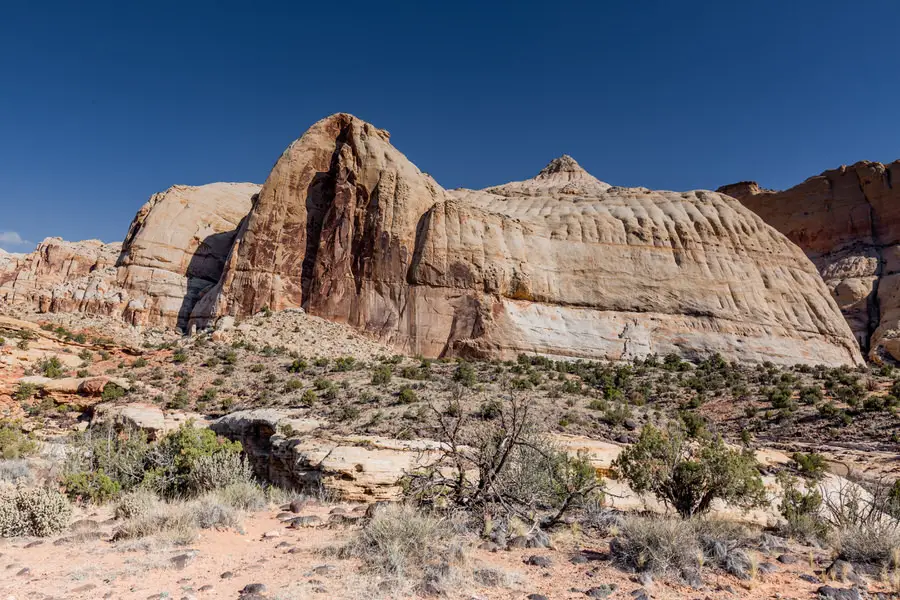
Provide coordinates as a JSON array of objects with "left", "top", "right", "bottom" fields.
[{"left": 2, "top": 0, "right": 899, "bottom": 251}]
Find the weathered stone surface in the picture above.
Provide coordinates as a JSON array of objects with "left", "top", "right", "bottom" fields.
[
  {"left": 204, "top": 113, "right": 860, "bottom": 366},
  {"left": 1, "top": 183, "right": 259, "bottom": 331},
  {"left": 90, "top": 402, "right": 206, "bottom": 438},
  {"left": 719, "top": 161, "right": 900, "bottom": 361},
  {"left": 0, "top": 238, "right": 122, "bottom": 315},
  {"left": 116, "top": 182, "right": 260, "bottom": 328}
]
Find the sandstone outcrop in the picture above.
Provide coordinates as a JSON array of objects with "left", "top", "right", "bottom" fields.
[
  {"left": 201, "top": 113, "right": 861, "bottom": 366},
  {"left": 719, "top": 161, "right": 900, "bottom": 361},
  {"left": 1, "top": 183, "right": 260, "bottom": 330},
  {"left": 116, "top": 182, "right": 260, "bottom": 328}
]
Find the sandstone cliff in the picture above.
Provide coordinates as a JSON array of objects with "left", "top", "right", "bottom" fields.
[
  {"left": 719, "top": 161, "right": 900, "bottom": 361},
  {"left": 1, "top": 182, "right": 260, "bottom": 329},
  {"left": 200, "top": 113, "right": 861, "bottom": 366}
]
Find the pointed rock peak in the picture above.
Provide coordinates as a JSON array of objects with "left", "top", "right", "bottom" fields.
[{"left": 536, "top": 155, "right": 591, "bottom": 179}]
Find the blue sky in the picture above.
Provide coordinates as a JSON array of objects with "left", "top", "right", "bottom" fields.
[{"left": 2, "top": 0, "right": 899, "bottom": 251}]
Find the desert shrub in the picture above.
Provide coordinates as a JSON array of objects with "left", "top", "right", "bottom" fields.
[
  {"left": 284, "top": 378, "right": 302, "bottom": 392},
  {"left": 13, "top": 382, "right": 37, "bottom": 402},
  {"left": 777, "top": 472, "right": 828, "bottom": 542},
  {"left": 132, "top": 357, "right": 148, "bottom": 368},
  {"left": 288, "top": 358, "right": 308, "bottom": 373},
  {"left": 64, "top": 425, "right": 151, "bottom": 495},
  {"left": 113, "top": 501, "right": 197, "bottom": 543},
  {"left": 172, "top": 350, "right": 188, "bottom": 364},
  {"left": 0, "top": 485, "right": 73, "bottom": 537},
  {"left": 371, "top": 364, "right": 392, "bottom": 385},
  {"left": 397, "top": 386, "right": 418, "bottom": 404},
  {"left": 407, "top": 395, "right": 603, "bottom": 526},
  {"left": 333, "top": 356, "right": 357, "bottom": 371},
  {"left": 694, "top": 519, "right": 757, "bottom": 580},
  {"left": 36, "top": 356, "right": 65, "bottom": 378},
  {"left": 0, "top": 422, "right": 39, "bottom": 459},
  {"left": 821, "top": 478, "right": 900, "bottom": 566},
  {"left": 0, "top": 460, "right": 32, "bottom": 484},
  {"left": 185, "top": 452, "right": 254, "bottom": 496},
  {"left": 453, "top": 361, "right": 477, "bottom": 387},
  {"left": 792, "top": 452, "right": 827, "bottom": 480},
  {"left": 114, "top": 489, "right": 158, "bottom": 520},
  {"left": 142, "top": 423, "right": 244, "bottom": 499},
  {"left": 613, "top": 423, "right": 766, "bottom": 518},
  {"left": 214, "top": 481, "right": 267, "bottom": 511},
  {"left": 61, "top": 470, "right": 121, "bottom": 503},
  {"left": 611, "top": 516, "right": 701, "bottom": 579},
  {"left": 343, "top": 504, "right": 461, "bottom": 590},
  {"left": 101, "top": 382, "right": 126, "bottom": 401},
  {"left": 476, "top": 399, "right": 502, "bottom": 420},
  {"left": 799, "top": 386, "right": 823, "bottom": 405},
  {"left": 300, "top": 389, "right": 317, "bottom": 406}
]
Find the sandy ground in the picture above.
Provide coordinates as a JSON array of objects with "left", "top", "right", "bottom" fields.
[{"left": 0, "top": 498, "right": 870, "bottom": 600}]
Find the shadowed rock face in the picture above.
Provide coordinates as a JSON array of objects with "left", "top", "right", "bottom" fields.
[
  {"left": 719, "top": 161, "right": 900, "bottom": 362},
  {"left": 200, "top": 113, "right": 862, "bottom": 367}
]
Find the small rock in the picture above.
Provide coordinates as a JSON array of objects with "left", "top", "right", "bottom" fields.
[
  {"left": 623, "top": 418, "right": 638, "bottom": 430},
  {"left": 312, "top": 588, "right": 328, "bottom": 594},
  {"left": 170, "top": 553, "right": 195, "bottom": 569},
  {"left": 311, "top": 565, "right": 335, "bottom": 575},
  {"left": 585, "top": 584, "right": 618, "bottom": 599},
  {"left": 72, "top": 584, "right": 97, "bottom": 593},
  {"left": 507, "top": 535, "right": 529, "bottom": 549},
  {"left": 365, "top": 501, "right": 391, "bottom": 518},
  {"left": 631, "top": 589, "right": 651, "bottom": 600},
  {"left": 262, "top": 529, "right": 282, "bottom": 538},
  {"left": 527, "top": 595, "right": 550, "bottom": 600},
  {"left": 800, "top": 574, "right": 823, "bottom": 584},
  {"left": 570, "top": 554, "right": 589, "bottom": 564},
  {"left": 478, "top": 541, "right": 501, "bottom": 552},
  {"left": 275, "top": 512, "right": 294, "bottom": 520},
  {"left": 220, "top": 571, "right": 234, "bottom": 579},
  {"left": 525, "top": 555, "right": 552, "bottom": 568},
  {"left": 638, "top": 572, "right": 653, "bottom": 588},
  {"left": 275, "top": 541, "right": 292, "bottom": 548},
  {"left": 816, "top": 586, "right": 862, "bottom": 600},
  {"left": 289, "top": 515, "right": 323, "bottom": 528},
  {"left": 198, "top": 585, "right": 214, "bottom": 592},
  {"left": 289, "top": 499, "right": 307, "bottom": 513},
  {"left": 16, "top": 567, "right": 31, "bottom": 576},
  {"left": 777, "top": 554, "right": 798, "bottom": 564},
  {"left": 240, "top": 583, "right": 267, "bottom": 596},
  {"left": 329, "top": 507, "right": 347, "bottom": 515},
  {"left": 758, "top": 562, "right": 778, "bottom": 575}
]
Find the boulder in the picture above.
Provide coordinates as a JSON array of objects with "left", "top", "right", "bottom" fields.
[
  {"left": 202, "top": 113, "right": 861, "bottom": 367},
  {"left": 720, "top": 161, "right": 900, "bottom": 361}
]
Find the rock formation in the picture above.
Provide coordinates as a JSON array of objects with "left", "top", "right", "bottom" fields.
[
  {"left": 719, "top": 161, "right": 900, "bottom": 361},
  {"left": 1, "top": 183, "right": 260, "bottom": 330},
  {"left": 200, "top": 113, "right": 862, "bottom": 367},
  {"left": 116, "top": 182, "right": 260, "bottom": 328}
]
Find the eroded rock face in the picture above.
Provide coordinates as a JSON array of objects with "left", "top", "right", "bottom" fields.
[
  {"left": 204, "top": 113, "right": 861, "bottom": 366},
  {"left": 1, "top": 183, "right": 260, "bottom": 330},
  {"left": 719, "top": 161, "right": 900, "bottom": 361},
  {"left": 0, "top": 238, "right": 122, "bottom": 315},
  {"left": 116, "top": 182, "right": 260, "bottom": 328}
]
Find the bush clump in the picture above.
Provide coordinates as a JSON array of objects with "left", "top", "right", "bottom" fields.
[
  {"left": 613, "top": 423, "right": 766, "bottom": 518},
  {"left": 0, "top": 485, "right": 72, "bottom": 537}
]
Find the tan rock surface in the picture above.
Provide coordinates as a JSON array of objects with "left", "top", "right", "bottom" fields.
[
  {"left": 720, "top": 160, "right": 900, "bottom": 361},
  {"left": 117, "top": 182, "right": 260, "bottom": 328},
  {"left": 1, "top": 183, "right": 260, "bottom": 330},
  {"left": 205, "top": 113, "right": 861, "bottom": 366}
]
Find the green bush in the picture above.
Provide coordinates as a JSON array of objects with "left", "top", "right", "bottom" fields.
[
  {"left": 397, "top": 386, "right": 418, "bottom": 404},
  {"left": 132, "top": 357, "right": 148, "bottom": 368},
  {"left": 613, "top": 423, "right": 766, "bottom": 518},
  {"left": 334, "top": 356, "right": 357, "bottom": 371},
  {"left": 453, "top": 361, "right": 477, "bottom": 387},
  {"left": 36, "top": 356, "right": 65, "bottom": 378},
  {"left": 371, "top": 365, "right": 392, "bottom": 385},
  {"left": 791, "top": 452, "right": 827, "bottom": 480},
  {"left": 101, "top": 382, "right": 126, "bottom": 402},
  {"left": 300, "top": 389, "right": 317, "bottom": 406},
  {"left": 172, "top": 350, "right": 188, "bottom": 364},
  {"left": 0, "top": 422, "right": 39, "bottom": 459},
  {"left": 777, "top": 472, "right": 828, "bottom": 542},
  {"left": 114, "top": 489, "right": 157, "bottom": 520},
  {"left": 288, "top": 358, "right": 308, "bottom": 373},
  {"left": 61, "top": 470, "right": 121, "bottom": 503},
  {"left": 0, "top": 485, "right": 72, "bottom": 537}
]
